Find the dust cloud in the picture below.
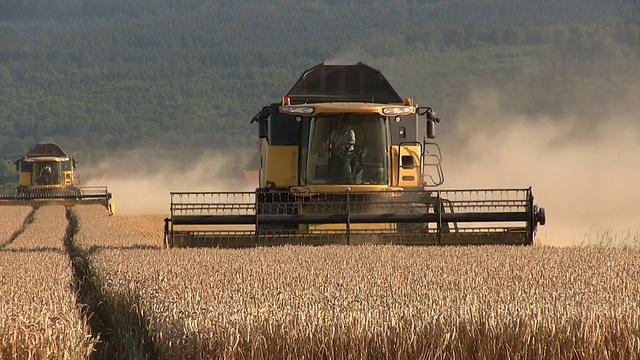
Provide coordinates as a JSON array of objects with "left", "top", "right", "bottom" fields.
[
  {"left": 79, "top": 53, "right": 639, "bottom": 247},
  {"left": 80, "top": 90, "right": 639, "bottom": 246},
  {"left": 80, "top": 148, "right": 258, "bottom": 216},
  {"left": 439, "top": 87, "right": 640, "bottom": 247}
]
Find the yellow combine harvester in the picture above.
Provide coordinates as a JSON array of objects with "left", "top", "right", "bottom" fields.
[
  {"left": 165, "top": 62, "right": 545, "bottom": 247},
  {"left": 0, "top": 143, "right": 115, "bottom": 214}
]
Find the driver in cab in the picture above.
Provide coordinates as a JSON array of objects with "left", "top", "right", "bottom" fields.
[
  {"left": 327, "top": 115, "right": 356, "bottom": 183},
  {"left": 40, "top": 165, "right": 53, "bottom": 185}
]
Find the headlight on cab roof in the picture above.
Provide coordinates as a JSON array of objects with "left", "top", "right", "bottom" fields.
[
  {"left": 281, "top": 106, "right": 314, "bottom": 115},
  {"left": 382, "top": 106, "right": 414, "bottom": 116}
]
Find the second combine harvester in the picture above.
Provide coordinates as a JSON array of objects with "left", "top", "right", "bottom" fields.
[
  {"left": 165, "top": 62, "right": 546, "bottom": 247},
  {"left": 0, "top": 143, "right": 114, "bottom": 215}
]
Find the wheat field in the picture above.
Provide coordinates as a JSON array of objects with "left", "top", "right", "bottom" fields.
[
  {"left": 1, "top": 203, "right": 639, "bottom": 359},
  {"left": 0, "top": 206, "right": 32, "bottom": 246},
  {"left": 0, "top": 206, "right": 95, "bottom": 359}
]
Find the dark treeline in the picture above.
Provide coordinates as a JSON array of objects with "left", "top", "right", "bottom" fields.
[
  {"left": 0, "top": 0, "right": 635, "bottom": 28},
  {"left": 0, "top": 0, "right": 639, "bottom": 185}
]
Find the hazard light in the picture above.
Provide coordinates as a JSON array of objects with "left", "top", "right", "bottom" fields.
[
  {"left": 382, "top": 106, "right": 414, "bottom": 116},
  {"left": 281, "top": 106, "right": 314, "bottom": 115}
]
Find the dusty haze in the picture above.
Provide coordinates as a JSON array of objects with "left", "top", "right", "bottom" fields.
[
  {"left": 440, "top": 85, "right": 640, "bottom": 247},
  {"left": 82, "top": 148, "right": 257, "bottom": 216},
  {"left": 83, "top": 91, "right": 640, "bottom": 247},
  {"left": 84, "top": 53, "right": 640, "bottom": 247},
  {"left": 85, "top": 100, "right": 640, "bottom": 248}
]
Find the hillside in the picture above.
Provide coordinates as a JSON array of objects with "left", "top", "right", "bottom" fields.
[{"left": 0, "top": 0, "right": 639, "bottom": 184}]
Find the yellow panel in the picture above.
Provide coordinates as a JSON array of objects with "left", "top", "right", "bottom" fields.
[
  {"left": 28, "top": 184, "right": 65, "bottom": 190},
  {"left": 395, "top": 145, "right": 422, "bottom": 188},
  {"left": 290, "top": 184, "right": 397, "bottom": 193},
  {"left": 264, "top": 145, "right": 298, "bottom": 188},
  {"left": 63, "top": 171, "right": 74, "bottom": 186},
  {"left": 280, "top": 102, "right": 417, "bottom": 117},
  {"left": 391, "top": 147, "right": 399, "bottom": 186},
  {"left": 18, "top": 172, "right": 31, "bottom": 187}
]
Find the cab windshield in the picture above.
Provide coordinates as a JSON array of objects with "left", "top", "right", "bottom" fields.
[
  {"left": 32, "top": 161, "right": 62, "bottom": 186},
  {"left": 303, "top": 114, "right": 388, "bottom": 185}
]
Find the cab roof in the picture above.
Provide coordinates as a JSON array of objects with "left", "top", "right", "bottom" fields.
[
  {"left": 24, "top": 143, "right": 69, "bottom": 159},
  {"left": 285, "top": 62, "right": 404, "bottom": 105}
]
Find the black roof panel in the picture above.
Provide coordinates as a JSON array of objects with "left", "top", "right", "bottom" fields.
[
  {"left": 285, "top": 62, "right": 404, "bottom": 104},
  {"left": 25, "top": 143, "right": 69, "bottom": 158}
]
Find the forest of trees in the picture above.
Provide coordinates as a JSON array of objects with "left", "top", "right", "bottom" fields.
[{"left": 0, "top": 0, "right": 639, "bottom": 185}]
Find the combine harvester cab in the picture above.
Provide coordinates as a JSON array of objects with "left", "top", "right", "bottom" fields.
[
  {"left": 0, "top": 143, "right": 115, "bottom": 215},
  {"left": 165, "top": 63, "right": 545, "bottom": 248}
]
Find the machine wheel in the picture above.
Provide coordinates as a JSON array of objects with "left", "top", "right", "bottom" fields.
[{"left": 536, "top": 207, "right": 546, "bottom": 226}]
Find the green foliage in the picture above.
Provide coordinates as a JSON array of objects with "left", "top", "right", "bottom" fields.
[
  {"left": 0, "top": 0, "right": 638, "bottom": 175},
  {"left": 0, "top": 159, "right": 17, "bottom": 189}
]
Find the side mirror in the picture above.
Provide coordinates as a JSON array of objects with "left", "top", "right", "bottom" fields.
[
  {"left": 426, "top": 119, "right": 436, "bottom": 139},
  {"left": 258, "top": 120, "right": 268, "bottom": 139}
]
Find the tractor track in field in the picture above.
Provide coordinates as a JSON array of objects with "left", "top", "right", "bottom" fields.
[
  {"left": 0, "top": 207, "right": 37, "bottom": 249},
  {"left": 63, "top": 208, "right": 157, "bottom": 360}
]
